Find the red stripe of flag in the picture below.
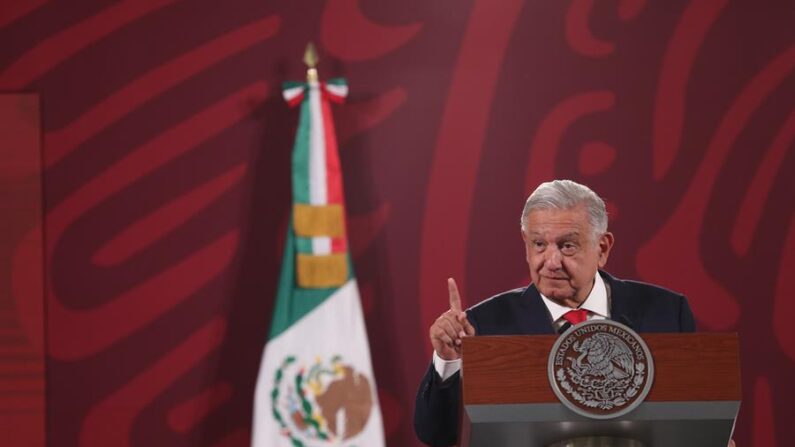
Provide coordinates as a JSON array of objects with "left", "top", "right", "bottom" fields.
[
  {"left": 286, "top": 92, "right": 305, "bottom": 108},
  {"left": 320, "top": 88, "right": 347, "bottom": 254}
]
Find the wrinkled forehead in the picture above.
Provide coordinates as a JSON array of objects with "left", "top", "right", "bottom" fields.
[
  {"left": 523, "top": 207, "right": 594, "bottom": 232},
  {"left": 522, "top": 209, "right": 602, "bottom": 246}
]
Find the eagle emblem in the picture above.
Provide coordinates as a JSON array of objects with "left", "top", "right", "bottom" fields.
[{"left": 548, "top": 320, "right": 654, "bottom": 419}]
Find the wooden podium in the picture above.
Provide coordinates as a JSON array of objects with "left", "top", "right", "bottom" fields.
[{"left": 460, "top": 334, "right": 740, "bottom": 447}]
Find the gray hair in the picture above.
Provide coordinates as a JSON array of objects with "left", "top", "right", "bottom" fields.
[{"left": 520, "top": 180, "right": 608, "bottom": 238}]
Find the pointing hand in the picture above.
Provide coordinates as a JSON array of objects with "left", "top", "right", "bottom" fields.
[{"left": 429, "top": 278, "right": 476, "bottom": 361}]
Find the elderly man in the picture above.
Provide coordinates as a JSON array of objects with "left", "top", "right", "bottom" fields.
[{"left": 414, "top": 179, "right": 696, "bottom": 447}]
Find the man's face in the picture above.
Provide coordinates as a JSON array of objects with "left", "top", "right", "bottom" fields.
[{"left": 522, "top": 206, "right": 614, "bottom": 308}]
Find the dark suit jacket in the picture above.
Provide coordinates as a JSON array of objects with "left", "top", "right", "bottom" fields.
[{"left": 413, "top": 271, "right": 696, "bottom": 447}]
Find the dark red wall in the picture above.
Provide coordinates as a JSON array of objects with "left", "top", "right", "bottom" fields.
[
  {"left": 0, "top": 93, "right": 45, "bottom": 447},
  {"left": 1, "top": 0, "right": 794, "bottom": 446}
]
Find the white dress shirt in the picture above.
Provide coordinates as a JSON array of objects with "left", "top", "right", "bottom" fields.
[{"left": 432, "top": 273, "right": 610, "bottom": 381}]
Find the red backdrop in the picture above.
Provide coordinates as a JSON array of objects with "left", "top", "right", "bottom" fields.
[{"left": 1, "top": 0, "right": 794, "bottom": 446}]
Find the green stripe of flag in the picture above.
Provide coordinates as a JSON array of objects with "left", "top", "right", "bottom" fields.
[
  {"left": 295, "top": 236, "right": 312, "bottom": 254},
  {"left": 291, "top": 98, "right": 311, "bottom": 205}
]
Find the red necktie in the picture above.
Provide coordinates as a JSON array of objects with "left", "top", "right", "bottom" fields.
[{"left": 562, "top": 309, "right": 588, "bottom": 325}]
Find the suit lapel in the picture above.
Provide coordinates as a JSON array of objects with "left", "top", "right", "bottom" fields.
[{"left": 517, "top": 284, "right": 556, "bottom": 335}]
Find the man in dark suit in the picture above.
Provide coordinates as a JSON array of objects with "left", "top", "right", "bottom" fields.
[{"left": 413, "top": 180, "right": 697, "bottom": 447}]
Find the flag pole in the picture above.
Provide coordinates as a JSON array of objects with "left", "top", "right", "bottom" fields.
[{"left": 304, "top": 42, "right": 318, "bottom": 83}]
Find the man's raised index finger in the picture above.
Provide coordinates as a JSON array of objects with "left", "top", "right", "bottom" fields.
[{"left": 448, "top": 278, "right": 462, "bottom": 311}]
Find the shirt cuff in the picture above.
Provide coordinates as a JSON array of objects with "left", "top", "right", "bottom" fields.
[{"left": 432, "top": 350, "right": 462, "bottom": 382}]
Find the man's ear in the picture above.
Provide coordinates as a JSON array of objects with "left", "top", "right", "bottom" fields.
[
  {"left": 521, "top": 229, "right": 532, "bottom": 259},
  {"left": 597, "top": 232, "right": 614, "bottom": 267}
]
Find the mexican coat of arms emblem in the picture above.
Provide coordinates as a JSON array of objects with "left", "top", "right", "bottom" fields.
[{"left": 548, "top": 320, "right": 655, "bottom": 419}]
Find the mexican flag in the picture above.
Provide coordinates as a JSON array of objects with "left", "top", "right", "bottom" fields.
[{"left": 251, "top": 77, "right": 384, "bottom": 447}]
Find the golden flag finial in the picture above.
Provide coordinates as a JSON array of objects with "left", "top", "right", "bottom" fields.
[{"left": 304, "top": 42, "right": 319, "bottom": 83}]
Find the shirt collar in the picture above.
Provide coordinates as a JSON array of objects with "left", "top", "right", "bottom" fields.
[{"left": 539, "top": 272, "right": 610, "bottom": 321}]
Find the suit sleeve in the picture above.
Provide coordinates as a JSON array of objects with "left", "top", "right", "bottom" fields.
[
  {"left": 413, "top": 312, "right": 477, "bottom": 446},
  {"left": 413, "top": 363, "right": 460, "bottom": 446}
]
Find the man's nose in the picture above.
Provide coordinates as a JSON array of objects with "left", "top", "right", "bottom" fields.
[{"left": 544, "top": 248, "right": 562, "bottom": 269}]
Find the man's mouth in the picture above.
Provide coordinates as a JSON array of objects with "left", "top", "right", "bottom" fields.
[{"left": 542, "top": 276, "right": 569, "bottom": 281}]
